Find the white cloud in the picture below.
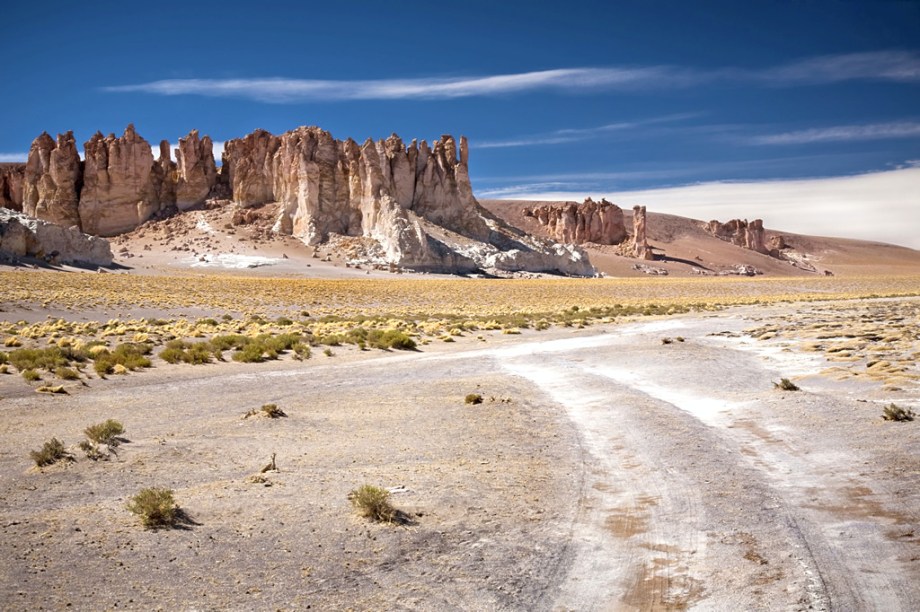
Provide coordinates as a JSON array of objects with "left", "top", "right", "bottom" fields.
[
  {"left": 481, "top": 168, "right": 920, "bottom": 249},
  {"left": 0, "top": 152, "right": 28, "bottom": 162},
  {"left": 757, "top": 50, "right": 920, "bottom": 85},
  {"left": 753, "top": 121, "right": 920, "bottom": 145},
  {"left": 103, "top": 51, "right": 920, "bottom": 103}
]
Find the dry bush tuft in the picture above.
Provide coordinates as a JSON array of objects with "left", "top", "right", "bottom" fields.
[
  {"left": 773, "top": 378, "right": 800, "bottom": 391},
  {"left": 127, "top": 487, "right": 178, "bottom": 529},
  {"left": 349, "top": 484, "right": 397, "bottom": 523},
  {"left": 882, "top": 403, "right": 915, "bottom": 422},
  {"left": 30, "top": 438, "right": 69, "bottom": 467}
]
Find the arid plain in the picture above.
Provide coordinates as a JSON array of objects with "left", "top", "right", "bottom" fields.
[{"left": 1, "top": 254, "right": 919, "bottom": 610}]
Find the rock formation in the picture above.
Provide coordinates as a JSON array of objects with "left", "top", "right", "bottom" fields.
[
  {"left": 524, "top": 198, "right": 627, "bottom": 245},
  {"left": 22, "top": 132, "right": 82, "bottom": 228},
  {"left": 8, "top": 123, "right": 594, "bottom": 275},
  {"left": 224, "top": 129, "right": 279, "bottom": 207},
  {"left": 633, "top": 205, "right": 654, "bottom": 260},
  {"left": 705, "top": 219, "right": 769, "bottom": 254},
  {"left": 0, "top": 164, "right": 25, "bottom": 211},
  {"left": 175, "top": 130, "right": 217, "bottom": 210},
  {"left": 224, "top": 126, "right": 588, "bottom": 274},
  {"left": 0, "top": 208, "right": 112, "bottom": 266},
  {"left": 79, "top": 124, "right": 168, "bottom": 236}
]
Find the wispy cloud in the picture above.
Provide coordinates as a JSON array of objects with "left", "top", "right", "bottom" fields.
[
  {"left": 476, "top": 113, "right": 699, "bottom": 149},
  {"left": 103, "top": 51, "right": 920, "bottom": 103},
  {"left": 103, "top": 67, "right": 676, "bottom": 103},
  {"left": 0, "top": 152, "right": 27, "bottom": 162},
  {"left": 752, "top": 121, "right": 920, "bottom": 145},
  {"left": 757, "top": 50, "right": 920, "bottom": 85}
]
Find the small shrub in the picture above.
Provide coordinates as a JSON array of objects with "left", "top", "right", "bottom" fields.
[
  {"left": 774, "top": 378, "right": 800, "bottom": 391},
  {"left": 465, "top": 393, "right": 484, "bottom": 405},
  {"left": 882, "top": 403, "right": 915, "bottom": 422},
  {"left": 30, "top": 438, "right": 69, "bottom": 467},
  {"left": 261, "top": 403, "right": 286, "bottom": 418},
  {"left": 84, "top": 419, "right": 125, "bottom": 446},
  {"left": 55, "top": 366, "right": 80, "bottom": 380},
  {"left": 292, "top": 342, "right": 311, "bottom": 360},
  {"left": 22, "top": 369, "right": 41, "bottom": 382},
  {"left": 661, "top": 337, "right": 674, "bottom": 345},
  {"left": 349, "top": 484, "right": 397, "bottom": 523},
  {"left": 127, "top": 487, "right": 178, "bottom": 529},
  {"left": 323, "top": 348, "right": 334, "bottom": 357}
]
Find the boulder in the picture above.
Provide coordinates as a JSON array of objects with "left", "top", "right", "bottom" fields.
[{"left": 0, "top": 208, "right": 113, "bottom": 266}]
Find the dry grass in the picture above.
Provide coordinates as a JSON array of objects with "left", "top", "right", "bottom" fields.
[
  {"left": 127, "top": 487, "right": 179, "bottom": 529},
  {"left": 349, "top": 484, "right": 398, "bottom": 523}
]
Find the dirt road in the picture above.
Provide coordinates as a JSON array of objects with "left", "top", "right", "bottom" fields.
[{"left": 1, "top": 306, "right": 918, "bottom": 610}]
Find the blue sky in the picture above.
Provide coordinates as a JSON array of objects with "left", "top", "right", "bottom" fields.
[{"left": 2, "top": 1, "right": 919, "bottom": 245}]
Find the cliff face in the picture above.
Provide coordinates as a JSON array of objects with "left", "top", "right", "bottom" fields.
[
  {"left": 80, "top": 124, "right": 166, "bottom": 236},
  {"left": 10, "top": 124, "right": 594, "bottom": 275},
  {"left": 22, "top": 131, "right": 82, "bottom": 228},
  {"left": 0, "top": 164, "right": 25, "bottom": 211},
  {"left": 524, "top": 198, "right": 627, "bottom": 245}
]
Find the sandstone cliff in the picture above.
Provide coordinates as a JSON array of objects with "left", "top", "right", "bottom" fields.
[
  {"left": 0, "top": 208, "right": 112, "bottom": 266},
  {"left": 0, "top": 164, "right": 24, "bottom": 211},
  {"left": 224, "top": 126, "right": 588, "bottom": 274},
  {"left": 705, "top": 219, "right": 769, "bottom": 254},
  {"left": 79, "top": 124, "right": 167, "bottom": 236},
  {"left": 22, "top": 132, "right": 82, "bottom": 228},
  {"left": 524, "top": 198, "right": 627, "bottom": 245},
  {"left": 10, "top": 124, "right": 593, "bottom": 275}
]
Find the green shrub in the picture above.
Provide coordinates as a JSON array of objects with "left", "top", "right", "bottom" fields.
[
  {"left": 55, "top": 367, "right": 80, "bottom": 380},
  {"left": 232, "top": 343, "right": 270, "bottom": 363},
  {"left": 348, "top": 485, "right": 397, "bottom": 523},
  {"left": 773, "top": 378, "right": 800, "bottom": 391},
  {"left": 127, "top": 487, "right": 178, "bottom": 529},
  {"left": 209, "top": 334, "right": 250, "bottom": 352},
  {"left": 374, "top": 330, "right": 417, "bottom": 351},
  {"left": 465, "top": 393, "right": 483, "bottom": 405},
  {"left": 30, "top": 438, "right": 69, "bottom": 467},
  {"left": 158, "top": 341, "right": 215, "bottom": 365},
  {"left": 22, "top": 368, "right": 41, "bottom": 382},
  {"left": 882, "top": 403, "right": 915, "bottom": 422},
  {"left": 292, "top": 342, "right": 311, "bottom": 360},
  {"left": 84, "top": 419, "right": 125, "bottom": 446},
  {"left": 94, "top": 343, "right": 153, "bottom": 375}
]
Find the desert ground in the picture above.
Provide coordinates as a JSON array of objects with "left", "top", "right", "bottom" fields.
[{"left": 1, "top": 263, "right": 919, "bottom": 610}]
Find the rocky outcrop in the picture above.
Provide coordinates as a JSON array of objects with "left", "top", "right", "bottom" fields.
[
  {"left": 225, "top": 129, "right": 279, "bottom": 207},
  {"left": 633, "top": 205, "right": 654, "bottom": 260},
  {"left": 79, "top": 124, "right": 167, "bottom": 236},
  {"left": 0, "top": 208, "right": 112, "bottom": 266},
  {"left": 175, "top": 130, "right": 217, "bottom": 210},
  {"left": 524, "top": 198, "right": 627, "bottom": 245},
  {"left": 10, "top": 123, "right": 594, "bottom": 275},
  {"left": 22, "top": 132, "right": 82, "bottom": 228},
  {"left": 705, "top": 219, "right": 769, "bottom": 254},
  {"left": 0, "top": 164, "right": 25, "bottom": 210},
  {"left": 223, "top": 126, "right": 588, "bottom": 274}
]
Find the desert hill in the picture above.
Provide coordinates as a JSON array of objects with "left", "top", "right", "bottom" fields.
[{"left": 481, "top": 199, "right": 920, "bottom": 278}]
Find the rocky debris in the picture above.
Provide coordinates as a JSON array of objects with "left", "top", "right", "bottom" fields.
[
  {"left": 768, "top": 235, "right": 788, "bottom": 251},
  {"left": 705, "top": 218, "right": 769, "bottom": 254},
  {"left": 633, "top": 263, "right": 668, "bottom": 275},
  {"left": 632, "top": 205, "right": 654, "bottom": 260},
  {"left": 0, "top": 163, "right": 25, "bottom": 210},
  {"left": 175, "top": 130, "right": 217, "bottom": 210},
  {"left": 524, "top": 198, "right": 627, "bottom": 245},
  {"left": 22, "top": 132, "right": 82, "bottom": 228},
  {"left": 718, "top": 264, "right": 762, "bottom": 276},
  {"left": 0, "top": 208, "right": 113, "bottom": 266}
]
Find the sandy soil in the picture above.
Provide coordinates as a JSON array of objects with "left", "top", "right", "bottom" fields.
[{"left": 1, "top": 301, "right": 918, "bottom": 610}]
